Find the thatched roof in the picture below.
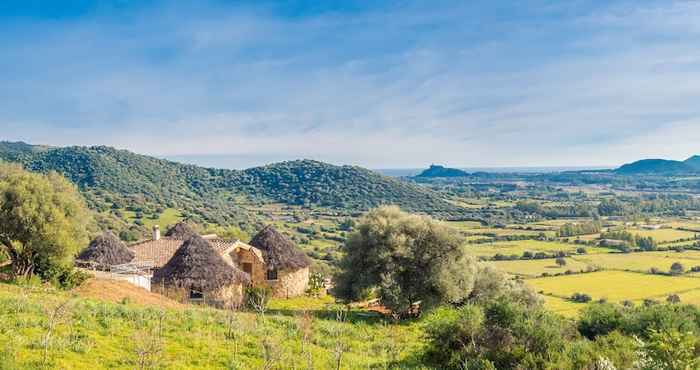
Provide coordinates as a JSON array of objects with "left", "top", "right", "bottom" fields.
[
  {"left": 249, "top": 226, "right": 311, "bottom": 271},
  {"left": 164, "top": 222, "right": 198, "bottom": 239},
  {"left": 78, "top": 231, "right": 134, "bottom": 266},
  {"left": 152, "top": 235, "right": 249, "bottom": 292}
]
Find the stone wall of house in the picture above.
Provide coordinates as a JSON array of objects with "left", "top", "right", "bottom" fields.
[
  {"left": 268, "top": 267, "right": 309, "bottom": 298},
  {"left": 209, "top": 284, "right": 244, "bottom": 308},
  {"left": 151, "top": 283, "right": 244, "bottom": 308},
  {"left": 232, "top": 249, "right": 266, "bottom": 285}
]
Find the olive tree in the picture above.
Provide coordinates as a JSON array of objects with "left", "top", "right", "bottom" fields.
[
  {"left": 333, "top": 206, "right": 476, "bottom": 314},
  {"left": 0, "top": 164, "right": 90, "bottom": 279}
]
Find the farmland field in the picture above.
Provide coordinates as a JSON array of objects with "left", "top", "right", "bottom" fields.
[
  {"left": 464, "top": 240, "right": 614, "bottom": 258},
  {"left": 572, "top": 251, "right": 700, "bottom": 273},
  {"left": 628, "top": 228, "right": 698, "bottom": 243},
  {"left": 541, "top": 296, "right": 583, "bottom": 317},
  {"left": 488, "top": 258, "right": 591, "bottom": 277},
  {"left": 528, "top": 270, "right": 700, "bottom": 303}
]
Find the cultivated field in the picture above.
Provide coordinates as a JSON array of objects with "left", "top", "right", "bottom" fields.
[
  {"left": 572, "top": 251, "right": 700, "bottom": 273},
  {"left": 528, "top": 270, "right": 700, "bottom": 304},
  {"left": 628, "top": 228, "right": 697, "bottom": 243},
  {"left": 488, "top": 258, "right": 590, "bottom": 277},
  {"left": 464, "top": 240, "right": 613, "bottom": 258}
]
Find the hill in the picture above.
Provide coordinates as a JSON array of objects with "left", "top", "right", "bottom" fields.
[
  {"left": 684, "top": 155, "right": 700, "bottom": 170},
  {"left": 614, "top": 159, "right": 695, "bottom": 175},
  {"left": 415, "top": 164, "right": 468, "bottom": 178},
  {"left": 0, "top": 142, "right": 461, "bottom": 225}
]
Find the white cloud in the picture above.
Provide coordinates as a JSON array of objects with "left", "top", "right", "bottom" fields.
[{"left": 1, "top": 0, "right": 700, "bottom": 168}]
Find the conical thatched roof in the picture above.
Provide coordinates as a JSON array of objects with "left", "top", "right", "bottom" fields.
[
  {"left": 78, "top": 231, "right": 134, "bottom": 266},
  {"left": 249, "top": 226, "right": 311, "bottom": 270},
  {"left": 152, "top": 235, "right": 249, "bottom": 292},
  {"left": 164, "top": 222, "right": 198, "bottom": 239}
]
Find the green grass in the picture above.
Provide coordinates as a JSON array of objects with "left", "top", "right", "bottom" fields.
[
  {"left": 122, "top": 208, "right": 183, "bottom": 230},
  {"left": 572, "top": 251, "right": 700, "bottom": 273},
  {"left": 488, "top": 258, "right": 591, "bottom": 278},
  {"left": 527, "top": 270, "right": 700, "bottom": 303},
  {"left": 628, "top": 228, "right": 698, "bottom": 243},
  {"left": 464, "top": 240, "right": 614, "bottom": 258},
  {"left": 541, "top": 296, "right": 584, "bottom": 318},
  {"left": 0, "top": 283, "right": 425, "bottom": 369}
]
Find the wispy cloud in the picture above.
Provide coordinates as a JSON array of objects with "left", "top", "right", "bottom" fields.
[{"left": 1, "top": 0, "right": 699, "bottom": 168}]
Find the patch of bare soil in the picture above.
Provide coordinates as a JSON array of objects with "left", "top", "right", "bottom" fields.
[{"left": 73, "top": 278, "right": 183, "bottom": 309}]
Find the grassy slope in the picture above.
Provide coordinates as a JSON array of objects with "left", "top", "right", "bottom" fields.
[{"left": 0, "top": 282, "right": 426, "bottom": 370}]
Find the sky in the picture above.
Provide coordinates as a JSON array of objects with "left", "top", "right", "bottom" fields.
[{"left": 1, "top": 0, "right": 700, "bottom": 169}]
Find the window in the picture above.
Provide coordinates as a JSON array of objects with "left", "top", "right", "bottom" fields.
[
  {"left": 242, "top": 263, "right": 253, "bottom": 275},
  {"left": 266, "top": 268, "right": 278, "bottom": 281},
  {"left": 189, "top": 290, "right": 204, "bottom": 300}
]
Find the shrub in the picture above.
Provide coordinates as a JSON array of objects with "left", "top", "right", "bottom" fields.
[
  {"left": 578, "top": 303, "right": 624, "bottom": 339},
  {"left": 245, "top": 286, "right": 272, "bottom": 312},
  {"left": 571, "top": 293, "right": 592, "bottom": 303},
  {"left": 666, "top": 294, "right": 681, "bottom": 304},
  {"left": 576, "top": 247, "right": 587, "bottom": 254},
  {"left": 669, "top": 262, "right": 685, "bottom": 275}
]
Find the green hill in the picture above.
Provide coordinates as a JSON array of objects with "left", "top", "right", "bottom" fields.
[
  {"left": 615, "top": 159, "right": 695, "bottom": 175},
  {"left": 415, "top": 164, "right": 469, "bottom": 178},
  {"left": 0, "top": 142, "right": 460, "bottom": 226}
]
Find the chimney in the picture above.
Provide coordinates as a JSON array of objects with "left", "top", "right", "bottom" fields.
[{"left": 153, "top": 225, "right": 161, "bottom": 241}]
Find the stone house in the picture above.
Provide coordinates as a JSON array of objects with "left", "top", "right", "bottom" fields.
[{"left": 130, "top": 222, "right": 311, "bottom": 300}]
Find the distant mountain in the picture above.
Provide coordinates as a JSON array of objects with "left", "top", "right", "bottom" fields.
[
  {"left": 615, "top": 159, "right": 696, "bottom": 175},
  {"left": 415, "top": 165, "right": 469, "bottom": 178},
  {"left": 0, "top": 142, "right": 461, "bottom": 225},
  {"left": 684, "top": 155, "right": 700, "bottom": 170}
]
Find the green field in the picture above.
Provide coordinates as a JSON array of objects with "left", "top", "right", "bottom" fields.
[
  {"left": 572, "top": 251, "right": 700, "bottom": 273},
  {"left": 541, "top": 296, "right": 583, "bottom": 318},
  {"left": 528, "top": 270, "right": 700, "bottom": 303},
  {"left": 464, "top": 240, "right": 613, "bottom": 258},
  {"left": 628, "top": 228, "right": 697, "bottom": 243},
  {"left": 122, "top": 208, "right": 183, "bottom": 231},
  {"left": 489, "top": 258, "right": 591, "bottom": 277}
]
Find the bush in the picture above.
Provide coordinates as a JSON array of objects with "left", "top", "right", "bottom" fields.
[
  {"left": 245, "top": 286, "right": 272, "bottom": 312},
  {"left": 39, "top": 264, "right": 91, "bottom": 290},
  {"left": 571, "top": 293, "right": 592, "bottom": 303},
  {"left": 576, "top": 247, "right": 587, "bottom": 254},
  {"left": 669, "top": 262, "right": 685, "bottom": 275},
  {"left": 423, "top": 299, "right": 573, "bottom": 370},
  {"left": 578, "top": 303, "right": 624, "bottom": 339}
]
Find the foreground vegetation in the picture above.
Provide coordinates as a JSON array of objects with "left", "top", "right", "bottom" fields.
[{"left": 0, "top": 282, "right": 424, "bottom": 369}]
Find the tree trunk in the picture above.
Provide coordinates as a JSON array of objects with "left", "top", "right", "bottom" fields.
[{"left": 11, "top": 260, "right": 34, "bottom": 280}]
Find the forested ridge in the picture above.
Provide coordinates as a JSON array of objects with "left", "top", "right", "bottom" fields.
[{"left": 0, "top": 142, "right": 460, "bottom": 224}]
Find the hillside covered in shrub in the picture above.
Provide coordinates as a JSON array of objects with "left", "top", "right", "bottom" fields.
[{"left": 0, "top": 142, "right": 462, "bottom": 225}]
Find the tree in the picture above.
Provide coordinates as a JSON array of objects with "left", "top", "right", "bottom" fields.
[
  {"left": 333, "top": 206, "right": 476, "bottom": 314},
  {"left": 0, "top": 164, "right": 90, "bottom": 279},
  {"left": 556, "top": 258, "right": 567, "bottom": 267},
  {"left": 669, "top": 262, "right": 685, "bottom": 276}
]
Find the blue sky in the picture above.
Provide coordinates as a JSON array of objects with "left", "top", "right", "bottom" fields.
[{"left": 2, "top": 0, "right": 700, "bottom": 169}]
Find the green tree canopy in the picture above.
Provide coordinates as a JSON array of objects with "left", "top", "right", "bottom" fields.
[
  {"left": 333, "top": 206, "right": 476, "bottom": 314},
  {"left": 0, "top": 164, "right": 91, "bottom": 278}
]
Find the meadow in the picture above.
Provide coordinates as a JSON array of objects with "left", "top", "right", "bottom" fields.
[
  {"left": 488, "top": 258, "right": 590, "bottom": 277},
  {"left": 0, "top": 282, "right": 425, "bottom": 370},
  {"left": 463, "top": 239, "right": 613, "bottom": 259},
  {"left": 627, "top": 227, "right": 698, "bottom": 243},
  {"left": 572, "top": 251, "right": 700, "bottom": 273},
  {"left": 527, "top": 270, "right": 700, "bottom": 303}
]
